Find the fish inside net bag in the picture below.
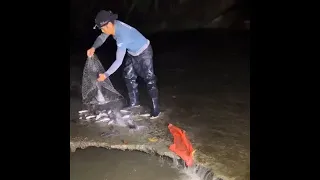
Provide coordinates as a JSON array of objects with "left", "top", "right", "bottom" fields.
[
  {"left": 81, "top": 54, "right": 125, "bottom": 114},
  {"left": 78, "top": 55, "right": 146, "bottom": 130}
]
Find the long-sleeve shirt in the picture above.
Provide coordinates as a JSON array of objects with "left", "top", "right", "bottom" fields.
[{"left": 92, "top": 20, "right": 150, "bottom": 77}]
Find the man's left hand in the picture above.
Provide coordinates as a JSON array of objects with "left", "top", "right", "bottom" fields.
[{"left": 97, "top": 73, "right": 107, "bottom": 82}]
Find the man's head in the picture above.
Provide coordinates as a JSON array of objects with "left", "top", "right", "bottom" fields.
[{"left": 93, "top": 10, "right": 118, "bottom": 35}]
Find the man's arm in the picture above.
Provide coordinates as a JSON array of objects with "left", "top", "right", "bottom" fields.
[
  {"left": 104, "top": 48, "right": 126, "bottom": 77},
  {"left": 92, "top": 33, "right": 109, "bottom": 49}
]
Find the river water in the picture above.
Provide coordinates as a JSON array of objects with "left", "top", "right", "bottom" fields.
[{"left": 70, "top": 147, "right": 204, "bottom": 180}]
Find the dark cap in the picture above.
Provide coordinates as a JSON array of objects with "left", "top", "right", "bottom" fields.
[{"left": 93, "top": 10, "right": 118, "bottom": 29}]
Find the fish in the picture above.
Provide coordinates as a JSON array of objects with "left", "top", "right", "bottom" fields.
[
  {"left": 139, "top": 113, "right": 150, "bottom": 117},
  {"left": 134, "top": 118, "right": 144, "bottom": 121},
  {"left": 122, "top": 115, "right": 130, "bottom": 119},
  {"left": 96, "top": 117, "right": 110, "bottom": 122},
  {"left": 86, "top": 115, "right": 95, "bottom": 120},
  {"left": 78, "top": 110, "right": 88, "bottom": 114},
  {"left": 96, "top": 112, "right": 109, "bottom": 120},
  {"left": 96, "top": 87, "right": 106, "bottom": 103},
  {"left": 120, "top": 109, "right": 130, "bottom": 114},
  {"left": 107, "top": 120, "right": 115, "bottom": 125}
]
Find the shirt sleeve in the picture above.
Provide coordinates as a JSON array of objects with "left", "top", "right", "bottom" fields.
[
  {"left": 104, "top": 48, "right": 126, "bottom": 76},
  {"left": 92, "top": 33, "right": 109, "bottom": 49}
]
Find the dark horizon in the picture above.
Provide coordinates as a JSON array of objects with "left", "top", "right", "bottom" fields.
[{"left": 70, "top": 0, "right": 250, "bottom": 44}]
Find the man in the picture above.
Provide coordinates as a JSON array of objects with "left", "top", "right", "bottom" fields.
[{"left": 87, "top": 10, "right": 160, "bottom": 119}]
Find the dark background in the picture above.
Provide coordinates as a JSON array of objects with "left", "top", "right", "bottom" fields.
[{"left": 70, "top": 0, "right": 250, "bottom": 53}]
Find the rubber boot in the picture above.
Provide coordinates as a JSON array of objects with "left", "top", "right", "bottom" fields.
[
  {"left": 150, "top": 97, "right": 160, "bottom": 119},
  {"left": 121, "top": 90, "right": 140, "bottom": 113},
  {"left": 128, "top": 90, "right": 140, "bottom": 108}
]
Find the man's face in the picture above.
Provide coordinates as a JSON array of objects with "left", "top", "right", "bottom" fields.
[{"left": 101, "top": 22, "right": 114, "bottom": 35}]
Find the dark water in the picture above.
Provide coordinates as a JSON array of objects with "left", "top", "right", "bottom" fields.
[{"left": 70, "top": 148, "right": 189, "bottom": 180}]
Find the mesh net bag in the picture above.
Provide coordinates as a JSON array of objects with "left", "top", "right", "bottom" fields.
[{"left": 81, "top": 54, "right": 123, "bottom": 106}]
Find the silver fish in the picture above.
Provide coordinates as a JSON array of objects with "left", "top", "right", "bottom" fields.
[
  {"left": 107, "top": 120, "right": 115, "bottom": 125},
  {"left": 78, "top": 110, "right": 88, "bottom": 114},
  {"left": 86, "top": 115, "right": 95, "bottom": 120},
  {"left": 120, "top": 109, "right": 130, "bottom": 114},
  {"left": 122, "top": 115, "right": 130, "bottom": 119},
  {"left": 139, "top": 113, "right": 150, "bottom": 117},
  {"left": 96, "top": 117, "right": 110, "bottom": 122},
  {"left": 96, "top": 113, "right": 109, "bottom": 120}
]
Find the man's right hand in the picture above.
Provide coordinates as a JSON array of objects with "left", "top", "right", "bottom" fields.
[{"left": 87, "top": 47, "right": 96, "bottom": 57}]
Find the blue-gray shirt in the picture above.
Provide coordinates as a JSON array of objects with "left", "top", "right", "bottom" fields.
[{"left": 92, "top": 20, "right": 150, "bottom": 76}]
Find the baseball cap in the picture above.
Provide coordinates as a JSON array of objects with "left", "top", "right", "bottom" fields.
[{"left": 93, "top": 10, "right": 118, "bottom": 29}]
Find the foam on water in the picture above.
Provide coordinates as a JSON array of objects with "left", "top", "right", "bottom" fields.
[
  {"left": 177, "top": 166, "right": 216, "bottom": 180},
  {"left": 169, "top": 157, "right": 215, "bottom": 180}
]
